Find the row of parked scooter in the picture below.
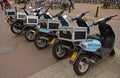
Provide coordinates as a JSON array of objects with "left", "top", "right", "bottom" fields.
[{"left": 5, "top": 4, "right": 118, "bottom": 75}]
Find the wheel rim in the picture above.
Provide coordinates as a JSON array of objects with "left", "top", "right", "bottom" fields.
[
  {"left": 78, "top": 57, "right": 89, "bottom": 73},
  {"left": 12, "top": 23, "right": 23, "bottom": 33},
  {"left": 36, "top": 37, "right": 47, "bottom": 48},
  {"left": 26, "top": 30, "right": 35, "bottom": 40},
  {"left": 56, "top": 45, "right": 66, "bottom": 58}
]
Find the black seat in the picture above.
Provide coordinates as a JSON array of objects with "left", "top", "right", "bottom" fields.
[{"left": 87, "top": 34, "right": 103, "bottom": 42}]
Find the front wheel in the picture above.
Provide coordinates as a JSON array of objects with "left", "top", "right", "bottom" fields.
[
  {"left": 73, "top": 53, "right": 90, "bottom": 75},
  {"left": 34, "top": 34, "right": 48, "bottom": 49},
  {"left": 24, "top": 29, "right": 36, "bottom": 42},
  {"left": 10, "top": 22, "right": 24, "bottom": 35},
  {"left": 52, "top": 41, "right": 68, "bottom": 60}
]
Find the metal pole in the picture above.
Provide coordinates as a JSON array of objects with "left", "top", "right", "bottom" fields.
[{"left": 95, "top": 6, "right": 99, "bottom": 17}]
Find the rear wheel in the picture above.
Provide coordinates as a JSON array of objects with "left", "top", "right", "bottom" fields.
[
  {"left": 52, "top": 41, "right": 68, "bottom": 59},
  {"left": 25, "top": 29, "right": 36, "bottom": 42},
  {"left": 34, "top": 34, "right": 48, "bottom": 49},
  {"left": 73, "top": 53, "right": 90, "bottom": 75},
  {"left": 10, "top": 22, "right": 24, "bottom": 35}
]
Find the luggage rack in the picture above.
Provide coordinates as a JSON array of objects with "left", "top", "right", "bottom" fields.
[
  {"left": 58, "top": 26, "right": 88, "bottom": 42},
  {"left": 17, "top": 12, "right": 26, "bottom": 20},
  {"left": 5, "top": 9, "right": 16, "bottom": 16},
  {"left": 39, "top": 19, "right": 60, "bottom": 30}
]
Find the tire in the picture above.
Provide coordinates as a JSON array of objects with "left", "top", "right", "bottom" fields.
[
  {"left": 73, "top": 53, "right": 90, "bottom": 75},
  {"left": 52, "top": 41, "right": 68, "bottom": 59},
  {"left": 25, "top": 29, "right": 36, "bottom": 42},
  {"left": 10, "top": 22, "right": 24, "bottom": 35},
  {"left": 110, "top": 48, "right": 115, "bottom": 56},
  {"left": 34, "top": 34, "right": 48, "bottom": 49}
]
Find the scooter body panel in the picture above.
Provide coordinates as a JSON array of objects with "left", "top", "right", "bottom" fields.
[
  {"left": 79, "top": 39, "right": 101, "bottom": 52},
  {"left": 39, "top": 29, "right": 51, "bottom": 33}
]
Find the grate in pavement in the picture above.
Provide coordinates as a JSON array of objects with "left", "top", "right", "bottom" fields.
[{"left": 0, "top": 43, "right": 18, "bottom": 54}]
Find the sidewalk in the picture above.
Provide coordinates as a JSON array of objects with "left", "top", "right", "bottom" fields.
[{"left": 28, "top": 48, "right": 120, "bottom": 78}]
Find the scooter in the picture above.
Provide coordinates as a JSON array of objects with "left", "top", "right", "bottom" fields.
[
  {"left": 33, "top": 10, "right": 71, "bottom": 49},
  {"left": 24, "top": 7, "right": 53, "bottom": 41},
  {"left": 69, "top": 15, "right": 117, "bottom": 75},
  {"left": 10, "top": 4, "right": 43, "bottom": 35},
  {"left": 52, "top": 11, "right": 90, "bottom": 59}
]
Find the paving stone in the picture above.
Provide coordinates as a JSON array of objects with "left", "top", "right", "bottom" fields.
[
  {"left": 40, "top": 62, "right": 67, "bottom": 78},
  {"left": 108, "top": 62, "right": 120, "bottom": 73},
  {"left": 49, "top": 62, "right": 67, "bottom": 72},
  {"left": 40, "top": 66, "right": 58, "bottom": 78},
  {"left": 60, "top": 58, "right": 71, "bottom": 67},
  {"left": 28, "top": 72, "right": 45, "bottom": 78},
  {"left": 51, "top": 71, "right": 71, "bottom": 78},
  {"left": 101, "top": 68, "right": 119, "bottom": 78},
  {"left": 64, "top": 65, "right": 75, "bottom": 77},
  {"left": 115, "top": 58, "right": 120, "bottom": 65},
  {"left": 94, "top": 73, "right": 107, "bottom": 78}
]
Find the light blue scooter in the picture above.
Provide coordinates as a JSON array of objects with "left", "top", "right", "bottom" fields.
[
  {"left": 52, "top": 11, "right": 91, "bottom": 59},
  {"left": 33, "top": 10, "right": 71, "bottom": 49},
  {"left": 69, "top": 15, "right": 117, "bottom": 75}
]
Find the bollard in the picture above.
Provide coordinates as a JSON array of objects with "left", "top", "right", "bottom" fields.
[
  {"left": 68, "top": 5, "right": 71, "bottom": 13},
  {"left": 94, "top": 6, "right": 99, "bottom": 17}
]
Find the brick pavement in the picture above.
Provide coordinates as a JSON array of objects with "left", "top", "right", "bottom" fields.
[{"left": 28, "top": 48, "right": 120, "bottom": 78}]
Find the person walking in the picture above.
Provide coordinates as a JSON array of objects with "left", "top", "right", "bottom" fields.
[{"left": 0, "top": 0, "right": 4, "bottom": 10}]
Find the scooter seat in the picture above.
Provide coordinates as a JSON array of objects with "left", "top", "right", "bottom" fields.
[{"left": 87, "top": 34, "right": 103, "bottom": 42}]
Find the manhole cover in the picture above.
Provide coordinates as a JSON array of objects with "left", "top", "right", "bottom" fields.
[{"left": 0, "top": 43, "right": 18, "bottom": 54}]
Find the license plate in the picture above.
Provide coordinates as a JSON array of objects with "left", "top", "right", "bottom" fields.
[{"left": 70, "top": 52, "right": 78, "bottom": 62}]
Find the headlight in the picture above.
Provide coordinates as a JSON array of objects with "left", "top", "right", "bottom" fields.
[
  {"left": 29, "top": 6, "right": 32, "bottom": 9},
  {"left": 34, "top": 13, "right": 37, "bottom": 15}
]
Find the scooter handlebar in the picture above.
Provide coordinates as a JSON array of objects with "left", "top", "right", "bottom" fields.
[
  {"left": 91, "top": 15, "right": 118, "bottom": 26},
  {"left": 52, "top": 10, "right": 65, "bottom": 18},
  {"left": 109, "top": 15, "right": 118, "bottom": 19},
  {"left": 44, "top": 7, "right": 50, "bottom": 13},
  {"left": 70, "top": 11, "right": 89, "bottom": 21},
  {"left": 20, "top": 5, "right": 26, "bottom": 10}
]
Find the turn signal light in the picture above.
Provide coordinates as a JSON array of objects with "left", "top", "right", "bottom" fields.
[{"left": 81, "top": 44, "right": 86, "bottom": 49}]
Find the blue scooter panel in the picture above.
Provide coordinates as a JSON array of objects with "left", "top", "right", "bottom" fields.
[
  {"left": 39, "top": 29, "right": 51, "bottom": 33},
  {"left": 79, "top": 39, "right": 101, "bottom": 52}
]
